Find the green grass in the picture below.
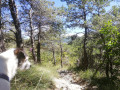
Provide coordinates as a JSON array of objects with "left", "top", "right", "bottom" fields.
[
  {"left": 77, "top": 70, "right": 120, "bottom": 90},
  {"left": 78, "top": 69, "right": 103, "bottom": 80},
  {"left": 90, "top": 77, "right": 120, "bottom": 90},
  {"left": 11, "top": 62, "right": 59, "bottom": 90},
  {"left": 68, "top": 66, "right": 120, "bottom": 90}
]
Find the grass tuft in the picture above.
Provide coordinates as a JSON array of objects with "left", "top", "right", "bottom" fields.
[
  {"left": 11, "top": 62, "right": 58, "bottom": 90},
  {"left": 78, "top": 69, "right": 103, "bottom": 79}
]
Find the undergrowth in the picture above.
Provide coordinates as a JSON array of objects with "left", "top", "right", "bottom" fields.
[
  {"left": 11, "top": 62, "right": 59, "bottom": 90},
  {"left": 68, "top": 66, "right": 120, "bottom": 90},
  {"left": 90, "top": 77, "right": 120, "bottom": 90}
]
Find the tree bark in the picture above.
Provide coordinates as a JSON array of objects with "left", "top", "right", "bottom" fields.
[
  {"left": 52, "top": 44, "right": 56, "bottom": 65},
  {"left": 83, "top": 27, "right": 88, "bottom": 70},
  {"left": 0, "top": 0, "right": 6, "bottom": 52},
  {"left": 109, "top": 58, "right": 113, "bottom": 77},
  {"left": 106, "top": 60, "right": 109, "bottom": 78},
  {"left": 82, "top": 9, "right": 88, "bottom": 70},
  {"left": 9, "top": 0, "right": 23, "bottom": 48},
  {"left": 0, "top": 30, "right": 6, "bottom": 52},
  {"left": 60, "top": 37, "right": 63, "bottom": 68},
  {"left": 106, "top": 52, "right": 113, "bottom": 78},
  {"left": 29, "top": 8, "right": 37, "bottom": 63},
  {"left": 37, "top": 23, "right": 41, "bottom": 63}
]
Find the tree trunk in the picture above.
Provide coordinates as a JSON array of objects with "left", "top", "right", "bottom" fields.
[
  {"left": 29, "top": 8, "right": 37, "bottom": 63},
  {"left": 106, "top": 60, "right": 109, "bottom": 78},
  {"left": 0, "top": 0, "right": 5, "bottom": 52},
  {"left": 0, "top": 30, "right": 6, "bottom": 52},
  {"left": 60, "top": 38, "right": 63, "bottom": 68},
  {"left": 37, "top": 23, "right": 41, "bottom": 63},
  {"left": 82, "top": 27, "right": 88, "bottom": 70},
  {"left": 109, "top": 58, "right": 113, "bottom": 77},
  {"left": 9, "top": 0, "right": 23, "bottom": 48},
  {"left": 52, "top": 44, "right": 56, "bottom": 65},
  {"left": 82, "top": 9, "right": 88, "bottom": 70},
  {"left": 106, "top": 52, "right": 113, "bottom": 78}
]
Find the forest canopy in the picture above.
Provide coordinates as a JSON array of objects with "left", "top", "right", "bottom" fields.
[{"left": 0, "top": 0, "right": 120, "bottom": 90}]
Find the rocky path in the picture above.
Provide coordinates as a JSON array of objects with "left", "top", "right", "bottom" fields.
[{"left": 53, "top": 70, "right": 86, "bottom": 90}]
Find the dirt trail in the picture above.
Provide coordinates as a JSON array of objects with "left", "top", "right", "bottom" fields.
[{"left": 53, "top": 70, "right": 86, "bottom": 90}]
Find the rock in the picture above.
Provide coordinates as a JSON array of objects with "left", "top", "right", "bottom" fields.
[
  {"left": 53, "top": 70, "right": 86, "bottom": 90},
  {"left": 92, "top": 86, "right": 98, "bottom": 89}
]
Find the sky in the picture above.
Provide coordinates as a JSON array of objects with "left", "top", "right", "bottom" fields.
[
  {"left": 48, "top": 0, "right": 67, "bottom": 7},
  {"left": 48, "top": 0, "right": 84, "bottom": 37},
  {"left": 106, "top": 1, "right": 120, "bottom": 11},
  {"left": 48, "top": 0, "right": 120, "bottom": 37}
]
